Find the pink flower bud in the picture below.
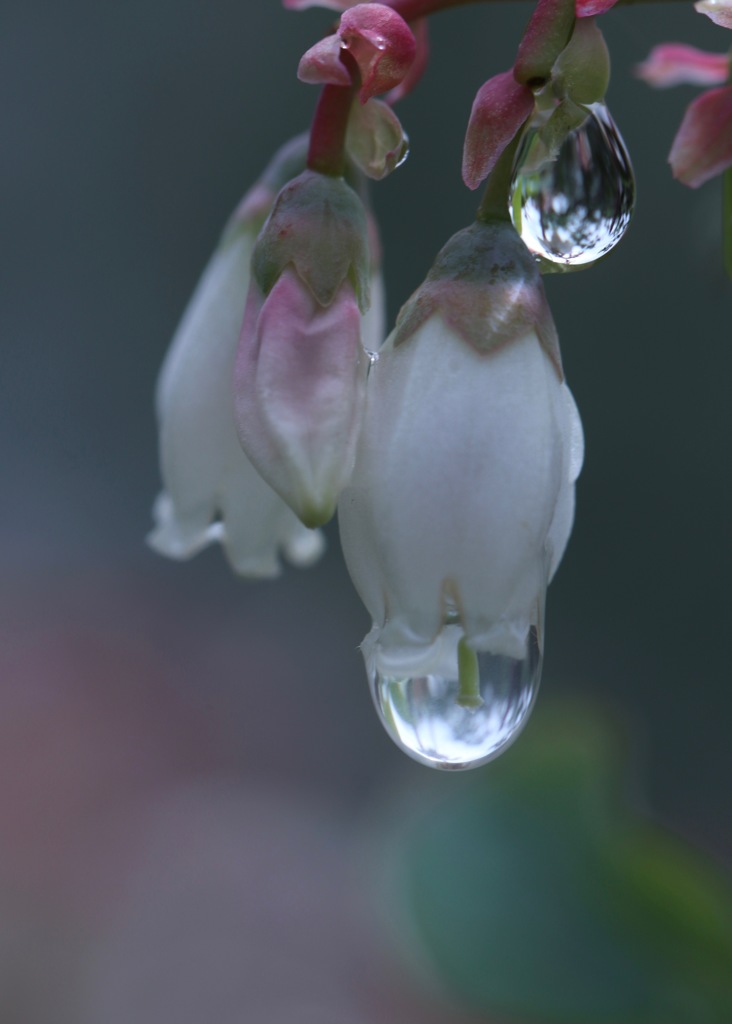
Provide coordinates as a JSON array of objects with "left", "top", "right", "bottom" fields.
[
  {"left": 339, "top": 3, "right": 416, "bottom": 103},
  {"left": 296, "top": 3, "right": 416, "bottom": 103},
  {"left": 462, "top": 71, "right": 535, "bottom": 190},
  {"left": 669, "top": 84, "right": 732, "bottom": 187},
  {"left": 298, "top": 35, "right": 353, "bottom": 89},
  {"left": 235, "top": 269, "right": 368, "bottom": 528},
  {"left": 346, "top": 97, "right": 409, "bottom": 179},
  {"left": 636, "top": 44, "right": 730, "bottom": 89}
]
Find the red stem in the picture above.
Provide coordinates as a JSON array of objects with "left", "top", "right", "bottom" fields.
[{"left": 307, "top": 81, "right": 358, "bottom": 175}]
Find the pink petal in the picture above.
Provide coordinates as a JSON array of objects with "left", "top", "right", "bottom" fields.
[
  {"left": 636, "top": 44, "right": 730, "bottom": 88},
  {"left": 235, "top": 271, "right": 367, "bottom": 527},
  {"left": 384, "top": 17, "right": 430, "bottom": 104},
  {"left": 298, "top": 35, "right": 352, "bottom": 88},
  {"left": 670, "top": 85, "right": 732, "bottom": 186},
  {"left": 339, "top": 4, "right": 416, "bottom": 103},
  {"left": 462, "top": 71, "right": 535, "bottom": 190},
  {"left": 695, "top": 0, "right": 732, "bottom": 29},
  {"left": 576, "top": 0, "right": 619, "bottom": 15}
]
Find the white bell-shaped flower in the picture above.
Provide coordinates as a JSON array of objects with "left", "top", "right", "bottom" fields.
[
  {"left": 338, "top": 221, "right": 583, "bottom": 769},
  {"left": 149, "top": 216, "right": 326, "bottom": 577}
]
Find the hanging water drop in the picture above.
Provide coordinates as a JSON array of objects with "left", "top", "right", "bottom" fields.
[
  {"left": 510, "top": 103, "right": 635, "bottom": 269},
  {"left": 371, "top": 628, "right": 542, "bottom": 770}
]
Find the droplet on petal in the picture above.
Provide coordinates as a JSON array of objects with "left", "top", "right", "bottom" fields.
[
  {"left": 372, "top": 628, "right": 542, "bottom": 770},
  {"left": 510, "top": 102, "right": 635, "bottom": 268}
]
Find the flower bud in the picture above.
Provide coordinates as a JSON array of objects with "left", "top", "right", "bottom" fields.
[
  {"left": 149, "top": 137, "right": 327, "bottom": 576},
  {"left": 235, "top": 170, "right": 374, "bottom": 527},
  {"left": 339, "top": 221, "right": 583, "bottom": 760}
]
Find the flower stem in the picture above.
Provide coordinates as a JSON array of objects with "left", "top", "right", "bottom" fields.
[
  {"left": 476, "top": 129, "right": 523, "bottom": 224},
  {"left": 457, "top": 637, "right": 483, "bottom": 709},
  {"left": 307, "top": 78, "right": 359, "bottom": 176}
]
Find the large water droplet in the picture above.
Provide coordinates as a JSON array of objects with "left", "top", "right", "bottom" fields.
[
  {"left": 372, "top": 628, "right": 542, "bottom": 770},
  {"left": 510, "top": 103, "right": 635, "bottom": 269}
]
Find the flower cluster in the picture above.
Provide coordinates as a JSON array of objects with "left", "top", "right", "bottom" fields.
[{"left": 149, "top": 0, "right": 720, "bottom": 768}]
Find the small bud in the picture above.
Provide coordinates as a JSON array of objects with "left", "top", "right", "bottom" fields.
[
  {"left": 235, "top": 269, "right": 368, "bottom": 528},
  {"left": 297, "top": 3, "right": 417, "bottom": 103},
  {"left": 298, "top": 35, "right": 353, "bottom": 89},
  {"left": 346, "top": 97, "right": 409, "bottom": 180},
  {"left": 237, "top": 169, "right": 375, "bottom": 526},
  {"left": 339, "top": 4, "right": 417, "bottom": 103},
  {"left": 552, "top": 17, "right": 610, "bottom": 104}
]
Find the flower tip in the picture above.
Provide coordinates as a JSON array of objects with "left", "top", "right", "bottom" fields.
[
  {"left": 694, "top": 0, "right": 732, "bottom": 29},
  {"left": 297, "top": 498, "right": 337, "bottom": 530},
  {"left": 462, "top": 72, "right": 534, "bottom": 193}
]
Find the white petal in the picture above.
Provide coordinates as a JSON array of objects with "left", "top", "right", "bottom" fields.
[
  {"left": 151, "top": 227, "right": 324, "bottom": 576},
  {"left": 339, "top": 320, "right": 580, "bottom": 665},
  {"left": 361, "top": 270, "right": 386, "bottom": 356}
]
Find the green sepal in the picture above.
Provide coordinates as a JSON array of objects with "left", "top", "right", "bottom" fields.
[
  {"left": 539, "top": 97, "right": 590, "bottom": 158},
  {"left": 514, "top": 0, "right": 576, "bottom": 87},
  {"left": 252, "top": 169, "right": 371, "bottom": 311},
  {"left": 393, "top": 221, "right": 562, "bottom": 379},
  {"left": 553, "top": 17, "right": 611, "bottom": 106},
  {"left": 220, "top": 134, "right": 310, "bottom": 246}
]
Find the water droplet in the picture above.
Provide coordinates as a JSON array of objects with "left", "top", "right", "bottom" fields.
[
  {"left": 372, "top": 628, "right": 542, "bottom": 770},
  {"left": 364, "top": 349, "right": 379, "bottom": 366},
  {"left": 393, "top": 136, "right": 410, "bottom": 170},
  {"left": 510, "top": 103, "right": 635, "bottom": 269}
]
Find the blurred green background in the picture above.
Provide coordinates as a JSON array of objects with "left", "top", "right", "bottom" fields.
[{"left": 2, "top": 1, "right": 731, "bottom": 1020}]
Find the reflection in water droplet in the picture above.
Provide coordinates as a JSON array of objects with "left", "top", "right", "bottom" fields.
[
  {"left": 393, "top": 134, "right": 410, "bottom": 171},
  {"left": 365, "top": 349, "right": 379, "bottom": 366},
  {"left": 510, "top": 103, "right": 635, "bottom": 269},
  {"left": 372, "top": 628, "right": 542, "bottom": 770}
]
